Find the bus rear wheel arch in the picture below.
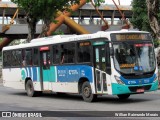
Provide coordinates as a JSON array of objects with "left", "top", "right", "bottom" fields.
[
  {"left": 81, "top": 81, "right": 97, "bottom": 102},
  {"left": 25, "top": 79, "right": 42, "bottom": 97},
  {"left": 78, "top": 78, "right": 88, "bottom": 94}
]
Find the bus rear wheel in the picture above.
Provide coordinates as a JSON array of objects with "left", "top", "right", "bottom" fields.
[
  {"left": 117, "top": 94, "right": 130, "bottom": 100},
  {"left": 82, "top": 81, "right": 97, "bottom": 102},
  {"left": 26, "top": 80, "right": 37, "bottom": 97}
]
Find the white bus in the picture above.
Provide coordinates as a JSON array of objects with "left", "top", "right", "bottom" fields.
[{"left": 2, "top": 30, "right": 159, "bottom": 102}]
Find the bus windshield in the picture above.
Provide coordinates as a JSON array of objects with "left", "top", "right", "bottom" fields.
[{"left": 113, "top": 42, "right": 156, "bottom": 74}]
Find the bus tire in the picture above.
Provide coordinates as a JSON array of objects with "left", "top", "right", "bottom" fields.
[
  {"left": 26, "top": 80, "right": 36, "bottom": 97},
  {"left": 56, "top": 92, "right": 66, "bottom": 96},
  {"left": 81, "top": 81, "right": 97, "bottom": 102},
  {"left": 117, "top": 94, "right": 130, "bottom": 100},
  {"left": 36, "top": 91, "right": 42, "bottom": 96}
]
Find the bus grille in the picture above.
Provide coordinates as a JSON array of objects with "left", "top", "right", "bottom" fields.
[
  {"left": 128, "top": 85, "right": 151, "bottom": 92},
  {"left": 122, "top": 74, "right": 153, "bottom": 79}
]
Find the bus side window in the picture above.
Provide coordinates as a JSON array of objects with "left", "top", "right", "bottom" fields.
[
  {"left": 61, "top": 52, "right": 65, "bottom": 64},
  {"left": 16, "top": 50, "right": 22, "bottom": 66},
  {"left": 53, "top": 45, "right": 60, "bottom": 64},
  {"left": 83, "top": 51, "right": 90, "bottom": 62},
  {"left": 60, "top": 43, "right": 75, "bottom": 64},
  {"left": 12, "top": 50, "right": 21, "bottom": 67},
  {"left": 61, "top": 49, "right": 67, "bottom": 64},
  {"left": 3, "top": 51, "right": 11, "bottom": 67},
  {"left": 60, "top": 44, "right": 64, "bottom": 64},
  {"left": 22, "top": 49, "right": 26, "bottom": 66},
  {"left": 25, "top": 49, "right": 33, "bottom": 66},
  {"left": 33, "top": 48, "right": 39, "bottom": 65},
  {"left": 47, "top": 53, "right": 50, "bottom": 65},
  {"left": 77, "top": 42, "right": 91, "bottom": 63}
]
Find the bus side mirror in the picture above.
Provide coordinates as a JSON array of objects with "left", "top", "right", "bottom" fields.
[{"left": 110, "top": 47, "right": 114, "bottom": 56}]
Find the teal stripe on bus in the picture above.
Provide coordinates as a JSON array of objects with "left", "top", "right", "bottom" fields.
[{"left": 42, "top": 66, "right": 56, "bottom": 82}]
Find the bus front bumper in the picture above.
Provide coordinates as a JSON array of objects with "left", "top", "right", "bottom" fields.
[{"left": 111, "top": 80, "right": 159, "bottom": 95}]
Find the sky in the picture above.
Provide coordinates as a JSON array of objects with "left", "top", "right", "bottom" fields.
[{"left": 2, "top": 0, "right": 132, "bottom": 5}]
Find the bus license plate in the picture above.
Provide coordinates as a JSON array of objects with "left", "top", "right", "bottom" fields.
[{"left": 136, "top": 88, "right": 144, "bottom": 93}]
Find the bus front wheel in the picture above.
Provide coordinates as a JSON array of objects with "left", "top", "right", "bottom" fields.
[
  {"left": 26, "top": 80, "right": 37, "bottom": 97},
  {"left": 81, "top": 81, "right": 97, "bottom": 102},
  {"left": 117, "top": 94, "right": 130, "bottom": 100}
]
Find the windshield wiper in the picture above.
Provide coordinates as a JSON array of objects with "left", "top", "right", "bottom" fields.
[{"left": 135, "top": 72, "right": 144, "bottom": 76}]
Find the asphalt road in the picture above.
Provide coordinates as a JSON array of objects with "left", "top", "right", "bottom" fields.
[{"left": 0, "top": 84, "right": 160, "bottom": 120}]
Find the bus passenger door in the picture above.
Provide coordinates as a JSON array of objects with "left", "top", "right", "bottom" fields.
[
  {"left": 40, "top": 47, "right": 51, "bottom": 90},
  {"left": 94, "top": 45, "right": 108, "bottom": 94}
]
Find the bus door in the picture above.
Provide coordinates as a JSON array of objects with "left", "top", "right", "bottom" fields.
[
  {"left": 40, "top": 46, "right": 51, "bottom": 90},
  {"left": 94, "top": 45, "right": 108, "bottom": 94}
]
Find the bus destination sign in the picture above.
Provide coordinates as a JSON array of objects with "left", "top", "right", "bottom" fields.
[
  {"left": 111, "top": 33, "right": 151, "bottom": 41},
  {"left": 79, "top": 42, "right": 91, "bottom": 46}
]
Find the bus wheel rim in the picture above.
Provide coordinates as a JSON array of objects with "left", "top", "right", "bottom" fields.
[
  {"left": 28, "top": 84, "right": 33, "bottom": 93},
  {"left": 84, "top": 87, "right": 90, "bottom": 98}
]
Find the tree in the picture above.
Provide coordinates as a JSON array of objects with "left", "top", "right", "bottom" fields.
[
  {"left": 0, "top": 38, "right": 2, "bottom": 43},
  {"left": 130, "top": 0, "right": 151, "bottom": 33},
  {"left": 131, "top": 0, "right": 160, "bottom": 41},
  {"left": 146, "top": 0, "right": 160, "bottom": 40},
  {"left": 11, "top": 0, "right": 80, "bottom": 42},
  {"left": 11, "top": 0, "right": 105, "bottom": 42}
]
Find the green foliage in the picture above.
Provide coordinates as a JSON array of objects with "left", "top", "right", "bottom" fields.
[
  {"left": 0, "top": 38, "right": 2, "bottom": 43},
  {"left": 154, "top": 39, "right": 160, "bottom": 48},
  {"left": 131, "top": 0, "right": 160, "bottom": 34},
  {"left": 130, "top": 0, "right": 160, "bottom": 46},
  {"left": 11, "top": 0, "right": 105, "bottom": 23},
  {"left": 52, "top": 30, "right": 64, "bottom": 35},
  {"left": 130, "top": 0, "right": 150, "bottom": 31},
  {"left": 11, "top": 0, "right": 105, "bottom": 40},
  {"left": 11, "top": 0, "right": 80, "bottom": 40},
  {"left": 9, "top": 39, "right": 26, "bottom": 46},
  {"left": 11, "top": 0, "right": 80, "bottom": 23}
]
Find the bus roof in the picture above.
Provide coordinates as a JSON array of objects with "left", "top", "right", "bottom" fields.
[{"left": 2, "top": 30, "right": 150, "bottom": 51}]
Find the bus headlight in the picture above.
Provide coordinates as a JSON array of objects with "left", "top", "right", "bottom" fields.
[
  {"left": 154, "top": 73, "right": 158, "bottom": 82},
  {"left": 114, "top": 75, "right": 124, "bottom": 84}
]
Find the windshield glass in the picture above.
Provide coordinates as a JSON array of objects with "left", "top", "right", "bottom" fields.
[{"left": 113, "top": 42, "right": 156, "bottom": 74}]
